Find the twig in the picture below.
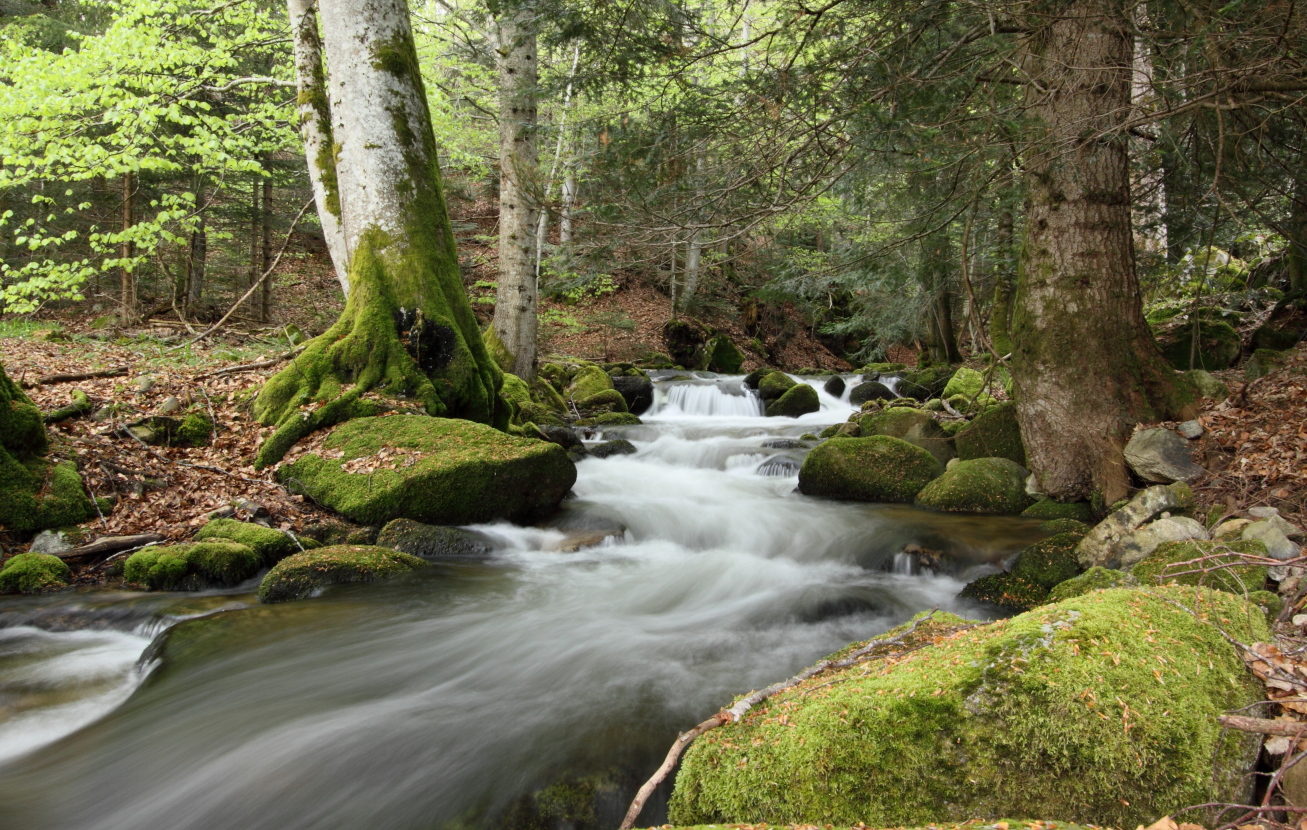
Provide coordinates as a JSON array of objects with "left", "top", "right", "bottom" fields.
[
  {"left": 618, "top": 611, "right": 940, "bottom": 830},
  {"left": 22, "top": 367, "right": 128, "bottom": 388},
  {"left": 193, "top": 344, "right": 308, "bottom": 380},
  {"left": 1219, "top": 714, "right": 1307, "bottom": 737}
]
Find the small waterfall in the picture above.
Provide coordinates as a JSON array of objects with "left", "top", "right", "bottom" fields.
[
  {"left": 649, "top": 381, "right": 762, "bottom": 418},
  {"left": 756, "top": 456, "right": 801, "bottom": 477},
  {"left": 891, "top": 552, "right": 917, "bottom": 575}
]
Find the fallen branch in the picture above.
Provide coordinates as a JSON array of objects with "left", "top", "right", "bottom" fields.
[
  {"left": 1218, "top": 714, "right": 1307, "bottom": 737},
  {"left": 57, "top": 533, "right": 166, "bottom": 561},
  {"left": 618, "top": 611, "right": 939, "bottom": 830},
  {"left": 44, "top": 390, "right": 94, "bottom": 424},
  {"left": 23, "top": 366, "right": 128, "bottom": 388},
  {"left": 193, "top": 344, "right": 307, "bottom": 380}
]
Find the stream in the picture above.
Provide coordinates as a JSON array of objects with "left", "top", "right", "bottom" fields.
[{"left": 0, "top": 372, "right": 1048, "bottom": 830}]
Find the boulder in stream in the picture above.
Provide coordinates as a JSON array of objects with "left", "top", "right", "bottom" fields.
[
  {"left": 258, "top": 545, "right": 426, "bottom": 603},
  {"left": 757, "top": 371, "right": 796, "bottom": 401},
  {"left": 798, "top": 435, "right": 942, "bottom": 503},
  {"left": 588, "top": 439, "right": 638, "bottom": 459},
  {"left": 377, "top": 518, "right": 495, "bottom": 558},
  {"left": 958, "top": 572, "right": 1047, "bottom": 611},
  {"left": 195, "top": 518, "right": 312, "bottom": 565},
  {"left": 611, "top": 375, "right": 654, "bottom": 415},
  {"left": 914, "top": 457, "right": 1033, "bottom": 515},
  {"left": 668, "top": 587, "right": 1266, "bottom": 829},
  {"left": 1011, "top": 531, "right": 1084, "bottom": 589},
  {"left": 953, "top": 402, "right": 1025, "bottom": 466},
  {"left": 765, "top": 383, "right": 819, "bottom": 418},
  {"left": 823, "top": 376, "right": 846, "bottom": 398},
  {"left": 0, "top": 552, "right": 71, "bottom": 594},
  {"left": 124, "top": 541, "right": 262, "bottom": 591},
  {"left": 277, "top": 415, "right": 576, "bottom": 527},
  {"left": 848, "top": 381, "right": 894, "bottom": 405},
  {"left": 857, "top": 407, "right": 954, "bottom": 467}
]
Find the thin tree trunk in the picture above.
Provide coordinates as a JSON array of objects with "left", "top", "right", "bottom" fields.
[
  {"left": 254, "top": 0, "right": 505, "bottom": 466},
  {"left": 120, "top": 172, "right": 135, "bottom": 323},
  {"left": 1012, "top": 0, "right": 1193, "bottom": 504},
  {"left": 186, "top": 215, "right": 207, "bottom": 312},
  {"left": 260, "top": 159, "right": 274, "bottom": 322},
  {"left": 491, "top": 5, "right": 540, "bottom": 381},
  {"left": 287, "top": 0, "right": 349, "bottom": 296},
  {"left": 991, "top": 198, "right": 1015, "bottom": 356},
  {"left": 534, "top": 44, "right": 580, "bottom": 276},
  {"left": 678, "top": 151, "right": 707, "bottom": 313},
  {"left": 559, "top": 171, "right": 576, "bottom": 244},
  {"left": 1287, "top": 176, "right": 1307, "bottom": 293},
  {"left": 249, "top": 176, "right": 262, "bottom": 308}
]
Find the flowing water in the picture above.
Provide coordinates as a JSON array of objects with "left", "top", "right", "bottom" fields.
[{"left": 0, "top": 373, "right": 1047, "bottom": 830}]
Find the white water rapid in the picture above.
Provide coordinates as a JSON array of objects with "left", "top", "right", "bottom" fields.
[{"left": 0, "top": 372, "right": 1045, "bottom": 830}]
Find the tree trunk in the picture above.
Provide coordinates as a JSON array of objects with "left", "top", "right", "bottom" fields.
[
  {"left": 991, "top": 199, "right": 1015, "bottom": 356},
  {"left": 491, "top": 5, "right": 540, "bottom": 381},
  {"left": 920, "top": 230, "right": 961, "bottom": 363},
  {"left": 119, "top": 172, "right": 135, "bottom": 323},
  {"left": 559, "top": 171, "right": 576, "bottom": 244},
  {"left": 186, "top": 215, "right": 206, "bottom": 312},
  {"left": 1012, "top": 0, "right": 1194, "bottom": 504},
  {"left": 249, "top": 176, "right": 262, "bottom": 309},
  {"left": 260, "top": 159, "right": 274, "bottom": 322},
  {"left": 254, "top": 0, "right": 506, "bottom": 468},
  {"left": 1286, "top": 175, "right": 1307, "bottom": 293},
  {"left": 287, "top": 0, "right": 349, "bottom": 296}
]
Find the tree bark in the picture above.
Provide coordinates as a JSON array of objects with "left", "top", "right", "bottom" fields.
[
  {"left": 1287, "top": 175, "right": 1307, "bottom": 293},
  {"left": 260, "top": 159, "right": 274, "bottom": 322},
  {"left": 254, "top": 0, "right": 506, "bottom": 467},
  {"left": 1012, "top": 0, "right": 1194, "bottom": 504},
  {"left": 186, "top": 214, "right": 206, "bottom": 312},
  {"left": 491, "top": 5, "right": 540, "bottom": 380},
  {"left": 287, "top": 0, "right": 349, "bottom": 296},
  {"left": 559, "top": 172, "right": 576, "bottom": 244},
  {"left": 120, "top": 172, "right": 136, "bottom": 323}
]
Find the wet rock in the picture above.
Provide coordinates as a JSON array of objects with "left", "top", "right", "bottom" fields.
[
  {"left": 1114, "top": 516, "right": 1209, "bottom": 570},
  {"left": 757, "top": 371, "right": 796, "bottom": 401},
  {"left": 548, "top": 528, "right": 624, "bottom": 552},
  {"left": 857, "top": 407, "right": 955, "bottom": 467},
  {"left": 823, "top": 376, "right": 846, "bottom": 397},
  {"left": 765, "top": 384, "right": 819, "bottom": 418},
  {"left": 535, "top": 425, "right": 584, "bottom": 451},
  {"left": 1124, "top": 427, "right": 1204, "bottom": 483},
  {"left": 611, "top": 375, "right": 654, "bottom": 415},
  {"left": 1012, "top": 532, "right": 1084, "bottom": 589},
  {"left": 258, "top": 545, "right": 425, "bottom": 603},
  {"left": 762, "top": 438, "right": 809, "bottom": 450},
  {"left": 915, "top": 457, "right": 1032, "bottom": 515},
  {"left": 1177, "top": 420, "right": 1204, "bottom": 439},
  {"left": 959, "top": 571, "right": 1047, "bottom": 611},
  {"left": 699, "top": 334, "right": 745, "bottom": 374},
  {"left": 376, "top": 518, "right": 495, "bottom": 558},
  {"left": 195, "top": 518, "right": 307, "bottom": 565},
  {"left": 1076, "top": 482, "right": 1194, "bottom": 569},
  {"left": 848, "top": 381, "right": 895, "bottom": 405},
  {"left": 589, "top": 439, "right": 637, "bottom": 459},
  {"left": 742, "top": 368, "right": 769, "bottom": 390},
  {"left": 798, "top": 435, "right": 942, "bottom": 504}
]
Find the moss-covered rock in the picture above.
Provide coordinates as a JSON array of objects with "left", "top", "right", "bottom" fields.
[
  {"left": 1045, "top": 566, "right": 1139, "bottom": 602},
  {"left": 575, "top": 388, "right": 628, "bottom": 414},
  {"left": 848, "top": 381, "right": 895, "bottom": 405},
  {"left": 1245, "top": 348, "right": 1287, "bottom": 380},
  {"left": 499, "top": 372, "right": 533, "bottom": 423},
  {"left": 194, "top": 518, "right": 303, "bottom": 565},
  {"left": 1021, "top": 499, "right": 1095, "bottom": 523},
  {"left": 700, "top": 334, "right": 745, "bottom": 374},
  {"left": 1185, "top": 369, "right": 1230, "bottom": 401},
  {"left": 1131, "top": 539, "right": 1268, "bottom": 595},
  {"left": 376, "top": 518, "right": 494, "bottom": 558},
  {"left": 1038, "top": 518, "right": 1092, "bottom": 535},
  {"left": 668, "top": 587, "right": 1266, "bottom": 829},
  {"left": 757, "top": 371, "right": 797, "bottom": 401},
  {"left": 861, "top": 362, "right": 907, "bottom": 374},
  {"left": 798, "top": 436, "right": 942, "bottom": 503},
  {"left": 1011, "top": 532, "right": 1083, "bottom": 589},
  {"left": 257, "top": 544, "right": 425, "bottom": 603},
  {"left": 0, "top": 552, "right": 72, "bottom": 594},
  {"left": 954, "top": 402, "right": 1025, "bottom": 466},
  {"left": 896, "top": 365, "right": 956, "bottom": 400},
  {"left": 567, "top": 366, "right": 626, "bottom": 414},
  {"left": 1158, "top": 319, "right": 1241, "bottom": 370},
  {"left": 574, "top": 411, "right": 643, "bottom": 427},
  {"left": 915, "top": 457, "right": 1033, "bottom": 515},
  {"left": 1249, "top": 589, "right": 1284, "bottom": 619},
  {"left": 765, "top": 384, "right": 819, "bottom": 417},
  {"left": 176, "top": 412, "right": 214, "bottom": 447},
  {"left": 124, "top": 541, "right": 262, "bottom": 591},
  {"left": 940, "top": 367, "right": 985, "bottom": 399},
  {"left": 277, "top": 415, "right": 576, "bottom": 526},
  {"left": 958, "top": 571, "right": 1048, "bottom": 611},
  {"left": 857, "top": 407, "right": 954, "bottom": 467}
]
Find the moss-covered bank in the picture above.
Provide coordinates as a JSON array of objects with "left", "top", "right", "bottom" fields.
[{"left": 670, "top": 588, "right": 1265, "bottom": 829}]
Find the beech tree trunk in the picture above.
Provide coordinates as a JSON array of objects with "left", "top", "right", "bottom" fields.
[
  {"left": 254, "top": 0, "right": 505, "bottom": 467},
  {"left": 185, "top": 215, "right": 206, "bottom": 312},
  {"left": 119, "top": 172, "right": 135, "bottom": 323},
  {"left": 491, "top": 5, "right": 540, "bottom": 380},
  {"left": 1012, "top": 0, "right": 1194, "bottom": 504},
  {"left": 287, "top": 0, "right": 349, "bottom": 296}
]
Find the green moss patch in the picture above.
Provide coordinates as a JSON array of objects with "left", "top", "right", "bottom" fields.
[
  {"left": 0, "top": 552, "right": 71, "bottom": 594},
  {"left": 959, "top": 571, "right": 1048, "bottom": 611},
  {"left": 1158, "top": 320, "right": 1241, "bottom": 370},
  {"left": 1011, "top": 532, "right": 1083, "bottom": 589},
  {"left": 258, "top": 544, "right": 425, "bottom": 603},
  {"left": 766, "top": 384, "right": 819, "bottom": 418},
  {"left": 1131, "top": 539, "right": 1268, "bottom": 595},
  {"left": 954, "top": 403, "right": 1025, "bottom": 466},
  {"left": 124, "top": 542, "right": 262, "bottom": 591},
  {"left": 278, "top": 415, "right": 575, "bottom": 527},
  {"left": 758, "top": 371, "right": 797, "bottom": 401},
  {"left": 1045, "top": 566, "right": 1138, "bottom": 602},
  {"left": 916, "top": 457, "right": 1033, "bottom": 515},
  {"left": 669, "top": 587, "right": 1266, "bottom": 829},
  {"left": 857, "top": 407, "right": 955, "bottom": 466},
  {"left": 1021, "top": 499, "right": 1094, "bottom": 523},
  {"left": 798, "top": 436, "right": 943, "bottom": 504},
  {"left": 195, "top": 519, "right": 303, "bottom": 565}
]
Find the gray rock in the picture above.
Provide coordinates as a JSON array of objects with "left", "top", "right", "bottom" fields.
[
  {"left": 1242, "top": 520, "right": 1301, "bottom": 561},
  {"left": 761, "top": 439, "right": 809, "bottom": 450},
  {"left": 823, "top": 376, "right": 846, "bottom": 398},
  {"left": 1116, "top": 516, "right": 1210, "bottom": 569},
  {"left": 1186, "top": 369, "right": 1230, "bottom": 401},
  {"left": 29, "top": 529, "right": 76, "bottom": 554},
  {"left": 1124, "top": 428, "right": 1205, "bottom": 483},
  {"left": 849, "top": 381, "right": 895, "bottom": 405},
  {"left": 377, "top": 518, "right": 496, "bottom": 559},
  {"left": 589, "top": 439, "right": 637, "bottom": 459},
  {"left": 536, "top": 425, "right": 583, "bottom": 451},
  {"left": 611, "top": 375, "right": 653, "bottom": 415},
  {"left": 1178, "top": 420, "right": 1204, "bottom": 439},
  {"left": 158, "top": 396, "right": 182, "bottom": 414},
  {"left": 134, "top": 375, "right": 155, "bottom": 394},
  {"left": 1076, "top": 482, "right": 1195, "bottom": 569},
  {"left": 1249, "top": 507, "right": 1304, "bottom": 542}
]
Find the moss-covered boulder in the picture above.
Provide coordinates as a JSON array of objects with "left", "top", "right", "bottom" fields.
[
  {"left": 277, "top": 415, "right": 575, "bottom": 526},
  {"left": 668, "top": 587, "right": 1266, "bottom": 829},
  {"left": 700, "top": 334, "right": 745, "bottom": 374},
  {"left": 954, "top": 402, "right": 1025, "bottom": 466},
  {"left": 1185, "top": 369, "right": 1230, "bottom": 401},
  {"left": 940, "top": 367, "right": 985, "bottom": 399},
  {"left": 915, "top": 457, "right": 1033, "bottom": 515},
  {"left": 176, "top": 412, "right": 215, "bottom": 446},
  {"left": 567, "top": 366, "right": 627, "bottom": 414},
  {"left": 848, "top": 381, "right": 895, "bottom": 405},
  {"left": 0, "top": 552, "right": 72, "bottom": 594},
  {"left": 1045, "top": 566, "right": 1139, "bottom": 602},
  {"left": 1245, "top": 348, "right": 1287, "bottom": 380},
  {"left": 857, "top": 407, "right": 955, "bottom": 467},
  {"left": 958, "top": 571, "right": 1048, "bottom": 611},
  {"left": 376, "top": 518, "right": 494, "bottom": 558},
  {"left": 1021, "top": 498, "right": 1094, "bottom": 523},
  {"left": 757, "top": 371, "right": 797, "bottom": 401},
  {"left": 798, "top": 436, "right": 942, "bottom": 503},
  {"left": 194, "top": 518, "right": 305, "bottom": 565},
  {"left": 257, "top": 545, "right": 425, "bottom": 603},
  {"left": 124, "top": 541, "right": 262, "bottom": 591},
  {"left": 765, "top": 383, "right": 819, "bottom": 418},
  {"left": 1131, "top": 539, "right": 1268, "bottom": 595},
  {"left": 1158, "top": 319, "right": 1241, "bottom": 370},
  {"left": 1011, "top": 532, "right": 1083, "bottom": 589},
  {"left": 896, "top": 365, "right": 956, "bottom": 400}
]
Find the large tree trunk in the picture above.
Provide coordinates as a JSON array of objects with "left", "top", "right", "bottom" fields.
[
  {"left": 287, "top": 0, "right": 349, "bottom": 296},
  {"left": 254, "top": 0, "right": 505, "bottom": 467},
  {"left": 1012, "top": 0, "right": 1194, "bottom": 504},
  {"left": 491, "top": 5, "right": 540, "bottom": 380}
]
